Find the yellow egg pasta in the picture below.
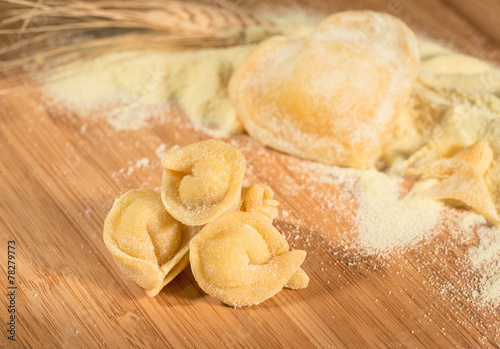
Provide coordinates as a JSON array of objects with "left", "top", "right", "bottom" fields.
[
  {"left": 103, "top": 189, "right": 196, "bottom": 297},
  {"left": 229, "top": 11, "right": 419, "bottom": 168},
  {"left": 161, "top": 140, "right": 246, "bottom": 226},
  {"left": 240, "top": 184, "right": 279, "bottom": 222},
  {"left": 408, "top": 141, "right": 500, "bottom": 224},
  {"left": 189, "top": 212, "right": 308, "bottom": 307},
  {"left": 452, "top": 140, "right": 494, "bottom": 176}
]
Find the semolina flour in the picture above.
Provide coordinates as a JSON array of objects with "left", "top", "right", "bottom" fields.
[{"left": 39, "top": 13, "right": 500, "bottom": 306}]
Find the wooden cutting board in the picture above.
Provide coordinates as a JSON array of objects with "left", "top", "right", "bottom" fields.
[{"left": 1, "top": 1, "right": 500, "bottom": 348}]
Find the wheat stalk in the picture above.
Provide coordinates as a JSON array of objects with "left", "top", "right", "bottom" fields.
[{"left": 0, "top": 0, "right": 277, "bottom": 75}]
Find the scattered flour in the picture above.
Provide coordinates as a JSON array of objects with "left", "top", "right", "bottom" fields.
[
  {"left": 155, "top": 143, "right": 169, "bottom": 160},
  {"left": 37, "top": 11, "right": 500, "bottom": 307},
  {"left": 468, "top": 224, "right": 500, "bottom": 307},
  {"left": 286, "top": 160, "right": 443, "bottom": 254},
  {"left": 113, "top": 157, "right": 151, "bottom": 177},
  {"left": 41, "top": 47, "right": 252, "bottom": 135},
  {"left": 40, "top": 12, "right": 320, "bottom": 137},
  {"left": 354, "top": 170, "right": 442, "bottom": 252}
]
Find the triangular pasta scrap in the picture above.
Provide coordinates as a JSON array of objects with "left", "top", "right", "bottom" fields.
[
  {"left": 103, "top": 189, "right": 193, "bottom": 297},
  {"left": 424, "top": 163, "right": 500, "bottom": 224},
  {"left": 408, "top": 140, "right": 499, "bottom": 224},
  {"left": 407, "top": 140, "right": 493, "bottom": 175},
  {"left": 452, "top": 140, "right": 493, "bottom": 176},
  {"left": 410, "top": 158, "right": 464, "bottom": 178}
]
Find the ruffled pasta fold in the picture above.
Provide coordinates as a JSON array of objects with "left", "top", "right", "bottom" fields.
[
  {"left": 189, "top": 212, "right": 308, "bottom": 307},
  {"left": 161, "top": 140, "right": 246, "bottom": 226},
  {"left": 103, "top": 189, "right": 195, "bottom": 296},
  {"left": 240, "top": 184, "right": 279, "bottom": 222}
]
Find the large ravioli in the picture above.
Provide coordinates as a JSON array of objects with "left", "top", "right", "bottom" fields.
[{"left": 229, "top": 11, "right": 419, "bottom": 168}]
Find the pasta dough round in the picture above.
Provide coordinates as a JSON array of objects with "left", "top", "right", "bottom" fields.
[
  {"left": 189, "top": 212, "right": 308, "bottom": 307},
  {"left": 229, "top": 11, "right": 419, "bottom": 168},
  {"left": 103, "top": 189, "right": 195, "bottom": 297},
  {"left": 161, "top": 140, "right": 246, "bottom": 226}
]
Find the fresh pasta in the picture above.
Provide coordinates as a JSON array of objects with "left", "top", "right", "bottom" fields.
[
  {"left": 103, "top": 189, "right": 196, "bottom": 296},
  {"left": 240, "top": 184, "right": 279, "bottom": 222},
  {"left": 161, "top": 140, "right": 246, "bottom": 226},
  {"left": 229, "top": 11, "right": 419, "bottom": 168},
  {"left": 408, "top": 141, "right": 500, "bottom": 224},
  {"left": 189, "top": 212, "right": 308, "bottom": 307}
]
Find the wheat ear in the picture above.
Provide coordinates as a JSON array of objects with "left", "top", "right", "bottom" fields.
[{"left": 0, "top": 0, "right": 277, "bottom": 73}]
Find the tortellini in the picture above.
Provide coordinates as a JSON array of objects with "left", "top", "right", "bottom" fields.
[
  {"left": 161, "top": 139, "right": 246, "bottom": 226},
  {"left": 408, "top": 141, "right": 500, "bottom": 224},
  {"left": 103, "top": 140, "right": 309, "bottom": 303},
  {"left": 189, "top": 212, "right": 308, "bottom": 307},
  {"left": 103, "top": 189, "right": 196, "bottom": 296},
  {"left": 229, "top": 11, "right": 419, "bottom": 168},
  {"left": 240, "top": 184, "right": 279, "bottom": 222}
]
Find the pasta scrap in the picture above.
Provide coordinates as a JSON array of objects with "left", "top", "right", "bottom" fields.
[
  {"left": 161, "top": 140, "right": 246, "bottom": 226},
  {"left": 189, "top": 212, "right": 308, "bottom": 307},
  {"left": 408, "top": 141, "right": 499, "bottom": 224},
  {"left": 240, "top": 184, "right": 279, "bottom": 222},
  {"left": 452, "top": 140, "right": 493, "bottom": 176},
  {"left": 103, "top": 189, "right": 196, "bottom": 297}
]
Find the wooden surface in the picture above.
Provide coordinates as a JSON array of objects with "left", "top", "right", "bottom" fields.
[{"left": 1, "top": 1, "right": 500, "bottom": 348}]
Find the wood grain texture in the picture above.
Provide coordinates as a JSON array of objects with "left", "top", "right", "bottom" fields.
[{"left": 1, "top": 1, "right": 500, "bottom": 348}]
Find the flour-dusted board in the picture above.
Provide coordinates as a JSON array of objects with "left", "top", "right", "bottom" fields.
[{"left": 1, "top": 0, "right": 500, "bottom": 348}]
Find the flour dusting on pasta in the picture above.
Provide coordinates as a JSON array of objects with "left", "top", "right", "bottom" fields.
[{"left": 41, "top": 10, "right": 500, "bottom": 307}]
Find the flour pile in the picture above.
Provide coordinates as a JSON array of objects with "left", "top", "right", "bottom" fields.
[{"left": 41, "top": 12, "right": 319, "bottom": 136}]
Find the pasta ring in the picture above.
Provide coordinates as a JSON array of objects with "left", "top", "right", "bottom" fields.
[
  {"left": 161, "top": 140, "right": 246, "bottom": 226},
  {"left": 103, "top": 189, "right": 196, "bottom": 296},
  {"left": 189, "top": 212, "right": 308, "bottom": 307}
]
